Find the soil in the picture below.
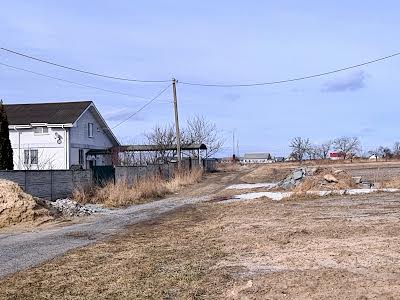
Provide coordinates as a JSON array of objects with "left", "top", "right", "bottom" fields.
[
  {"left": 1, "top": 188, "right": 399, "bottom": 299},
  {"left": 0, "top": 180, "right": 54, "bottom": 228},
  {"left": 1, "top": 163, "right": 400, "bottom": 299}
]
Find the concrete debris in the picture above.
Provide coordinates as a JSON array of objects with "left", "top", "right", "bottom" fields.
[
  {"left": 323, "top": 174, "right": 339, "bottom": 183},
  {"left": 278, "top": 166, "right": 370, "bottom": 191},
  {"left": 352, "top": 176, "right": 362, "bottom": 184},
  {"left": 48, "top": 199, "right": 108, "bottom": 217}
]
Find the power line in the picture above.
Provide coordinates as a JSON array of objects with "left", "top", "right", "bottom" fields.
[
  {"left": 179, "top": 52, "right": 400, "bottom": 87},
  {"left": 111, "top": 83, "right": 172, "bottom": 129},
  {"left": 0, "top": 47, "right": 171, "bottom": 83},
  {"left": 0, "top": 61, "right": 172, "bottom": 103}
]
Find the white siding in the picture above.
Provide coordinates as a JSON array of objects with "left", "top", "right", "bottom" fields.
[{"left": 9, "top": 127, "right": 68, "bottom": 170}]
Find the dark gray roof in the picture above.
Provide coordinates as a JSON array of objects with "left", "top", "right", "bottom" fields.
[
  {"left": 243, "top": 153, "right": 271, "bottom": 159},
  {"left": 119, "top": 144, "right": 207, "bottom": 152},
  {"left": 4, "top": 101, "right": 92, "bottom": 125}
]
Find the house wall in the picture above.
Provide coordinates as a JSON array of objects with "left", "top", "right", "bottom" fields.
[
  {"left": 9, "top": 127, "right": 68, "bottom": 170},
  {"left": 69, "top": 108, "right": 114, "bottom": 168}
]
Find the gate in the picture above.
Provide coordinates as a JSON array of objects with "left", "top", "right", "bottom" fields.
[{"left": 91, "top": 166, "right": 115, "bottom": 186}]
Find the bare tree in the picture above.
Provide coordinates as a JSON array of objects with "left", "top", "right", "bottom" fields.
[
  {"left": 145, "top": 124, "right": 176, "bottom": 163},
  {"left": 379, "top": 146, "right": 392, "bottom": 161},
  {"left": 315, "top": 140, "right": 332, "bottom": 159},
  {"left": 333, "top": 137, "right": 361, "bottom": 160},
  {"left": 368, "top": 148, "right": 381, "bottom": 161},
  {"left": 183, "top": 115, "right": 224, "bottom": 158},
  {"left": 393, "top": 142, "right": 400, "bottom": 157},
  {"left": 289, "top": 137, "right": 311, "bottom": 163}
]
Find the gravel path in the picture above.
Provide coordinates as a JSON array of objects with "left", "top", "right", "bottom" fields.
[{"left": 0, "top": 194, "right": 210, "bottom": 278}]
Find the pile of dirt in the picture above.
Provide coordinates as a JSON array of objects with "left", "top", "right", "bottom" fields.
[
  {"left": 293, "top": 167, "right": 357, "bottom": 192},
  {"left": 0, "top": 180, "right": 54, "bottom": 228},
  {"left": 278, "top": 167, "right": 357, "bottom": 192}
]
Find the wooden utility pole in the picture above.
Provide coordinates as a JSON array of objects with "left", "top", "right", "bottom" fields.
[{"left": 172, "top": 78, "right": 182, "bottom": 168}]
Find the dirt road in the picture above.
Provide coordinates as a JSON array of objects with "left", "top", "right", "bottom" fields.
[{"left": 0, "top": 169, "right": 247, "bottom": 278}]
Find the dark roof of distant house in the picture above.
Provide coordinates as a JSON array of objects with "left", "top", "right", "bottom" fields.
[
  {"left": 3, "top": 101, "right": 92, "bottom": 125},
  {"left": 243, "top": 153, "right": 271, "bottom": 159}
]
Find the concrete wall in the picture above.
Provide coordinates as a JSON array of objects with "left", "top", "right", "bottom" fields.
[
  {"left": 0, "top": 170, "right": 92, "bottom": 200},
  {"left": 115, "top": 163, "right": 179, "bottom": 185}
]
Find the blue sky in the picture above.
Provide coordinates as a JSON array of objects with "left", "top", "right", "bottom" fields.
[{"left": 1, "top": 1, "right": 400, "bottom": 157}]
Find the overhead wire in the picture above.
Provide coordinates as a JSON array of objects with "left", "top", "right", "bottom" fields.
[
  {"left": 2, "top": 47, "right": 400, "bottom": 87},
  {"left": 179, "top": 52, "right": 400, "bottom": 87},
  {"left": 0, "top": 47, "right": 171, "bottom": 83},
  {"left": 111, "top": 83, "right": 172, "bottom": 129},
  {"left": 0, "top": 61, "right": 172, "bottom": 103}
]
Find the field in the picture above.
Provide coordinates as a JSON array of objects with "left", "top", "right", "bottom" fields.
[{"left": 1, "top": 161, "right": 400, "bottom": 299}]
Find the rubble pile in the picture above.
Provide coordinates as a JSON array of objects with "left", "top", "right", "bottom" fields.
[
  {"left": 48, "top": 198, "right": 95, "bottom": 217},
  {"left": 48, "top": 198, "right": 110, "bottom": 217},
  {"left": 278, "top": 167, "right": 372, "bottom": 192}
]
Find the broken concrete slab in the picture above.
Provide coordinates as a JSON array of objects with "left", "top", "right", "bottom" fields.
[
  {"left": 323, "top": 174, "right": 339, "bottom": 183},
  {"left": 293, "top": 170, "right": 304, "bottom": 180}
]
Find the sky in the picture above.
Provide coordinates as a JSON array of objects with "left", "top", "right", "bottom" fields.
[{"left": 1, "top": 1, "right": 400, "bottom": 157}]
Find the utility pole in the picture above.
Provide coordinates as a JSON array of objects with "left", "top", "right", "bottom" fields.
[
  {"left": 172, "top": 78, "right": 182, "bottom": 168},
  {"left": 232, "top": 130, "right": 235, "bottom": 159}
]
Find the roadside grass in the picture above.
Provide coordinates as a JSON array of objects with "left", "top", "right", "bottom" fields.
[
  {"left": 380, "top": 176, "right": 400, "bottom": 188},
  {"left": 2, "top": 193, "right": 400, "bottom": 299},
  {"left": 0, "top": 205, "right": 229, "bottom": 300},
  {"left": 74, "top": 168, "right": 203, "bottom": 208}
]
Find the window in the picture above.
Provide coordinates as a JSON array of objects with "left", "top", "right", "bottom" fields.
[
  {"left": 24, "top": 149, "right": 38, "bottom": 165},
  {"left": 88, "top": 123, "right": 94, "bottom": 138},
  {"left": 30, "top": 150, "right": 38, "bottom": 164},
  {"left": 79, "top": 149, "right": 84, "bottom": 165},
  {"left": 24, "top": 150, "right": 30, "bottom": 165},
  {"left": 33, "top": 127, "right": 49, "bottom": 134}
]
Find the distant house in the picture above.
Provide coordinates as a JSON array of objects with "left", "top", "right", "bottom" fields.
[
  {"left": 5, "top": 101, "right": 119, "bottom": 170},
  {"left": 241, "top": 153, "right": 272, "bottom": 164},
  {"left": 329, "top": 151, "right": 345, "bottom": 160},
  {"left": 274, "top": 156, "right": 285, "bottom": 162}
]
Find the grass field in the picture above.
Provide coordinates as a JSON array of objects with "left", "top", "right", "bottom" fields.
[{"left": 1, "top": 162, "right": 400, "bottom": 299}]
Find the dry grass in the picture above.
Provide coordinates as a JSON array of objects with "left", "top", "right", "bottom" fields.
[
  {"left": 2, "top": 193, "right": 400, "bottom": 299},
  {"left": 380, "top": 176, "right": 400, "bottom": 188},
  {"left": 241, "top": 166, "right": 292, "bottom": 183},
  {"left": 74, "top": 168, "right": 204, "bottom": 208}
]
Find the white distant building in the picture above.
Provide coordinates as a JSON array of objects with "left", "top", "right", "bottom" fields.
[
  {"left": 5, "top": 101, "right": 119, "bottom": 170},
  {"left": 241, "top": 153, "right": 272, "bottom": 164}
]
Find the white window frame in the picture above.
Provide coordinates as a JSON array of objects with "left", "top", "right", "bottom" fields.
[
  {"left": 24, "top": 149, "right": 38, "bottom": 165},
  {"left": 88, "top": 123, "right": 94, "bottom": 138},
  {"left": 33, "top": 127, "right": 49, "bottom": 135}
]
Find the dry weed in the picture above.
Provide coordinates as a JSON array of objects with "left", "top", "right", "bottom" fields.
[
  {"left": 74, "top": 169, "right": 204, "bottom": 208},
  {"left": 380, "top": 176, "right": 400, "bottom": 188}
]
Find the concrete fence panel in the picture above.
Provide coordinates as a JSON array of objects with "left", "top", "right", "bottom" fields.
[{"left": 0, "top": 170, "right": 92, "bottom": 201}]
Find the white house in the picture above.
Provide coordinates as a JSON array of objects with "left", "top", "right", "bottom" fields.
[
  {"left": 5, "top": 101, "right": 119, "bottom": 170},
  {"left": 240, "top": 153, "right": 273, "bottom": 164}
]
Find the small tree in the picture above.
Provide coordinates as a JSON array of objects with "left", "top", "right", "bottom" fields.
[
  {"left": 0, "top": 100, "right": 13, "bottom": 170},
  {"left": 289, "top": 137, "right": 311, "bottom": 163},
  {"left": 183, "top": 115, "right": 224, "bottom": 158},
  {"left": 333, "top": 136, "right": 361, "bottom": 160},
  {"left": 393, "top": 142, "right": 400, "bottom": 157},
  {"left": 314, "top": 140, "right": 332, "bottom": 159}
]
